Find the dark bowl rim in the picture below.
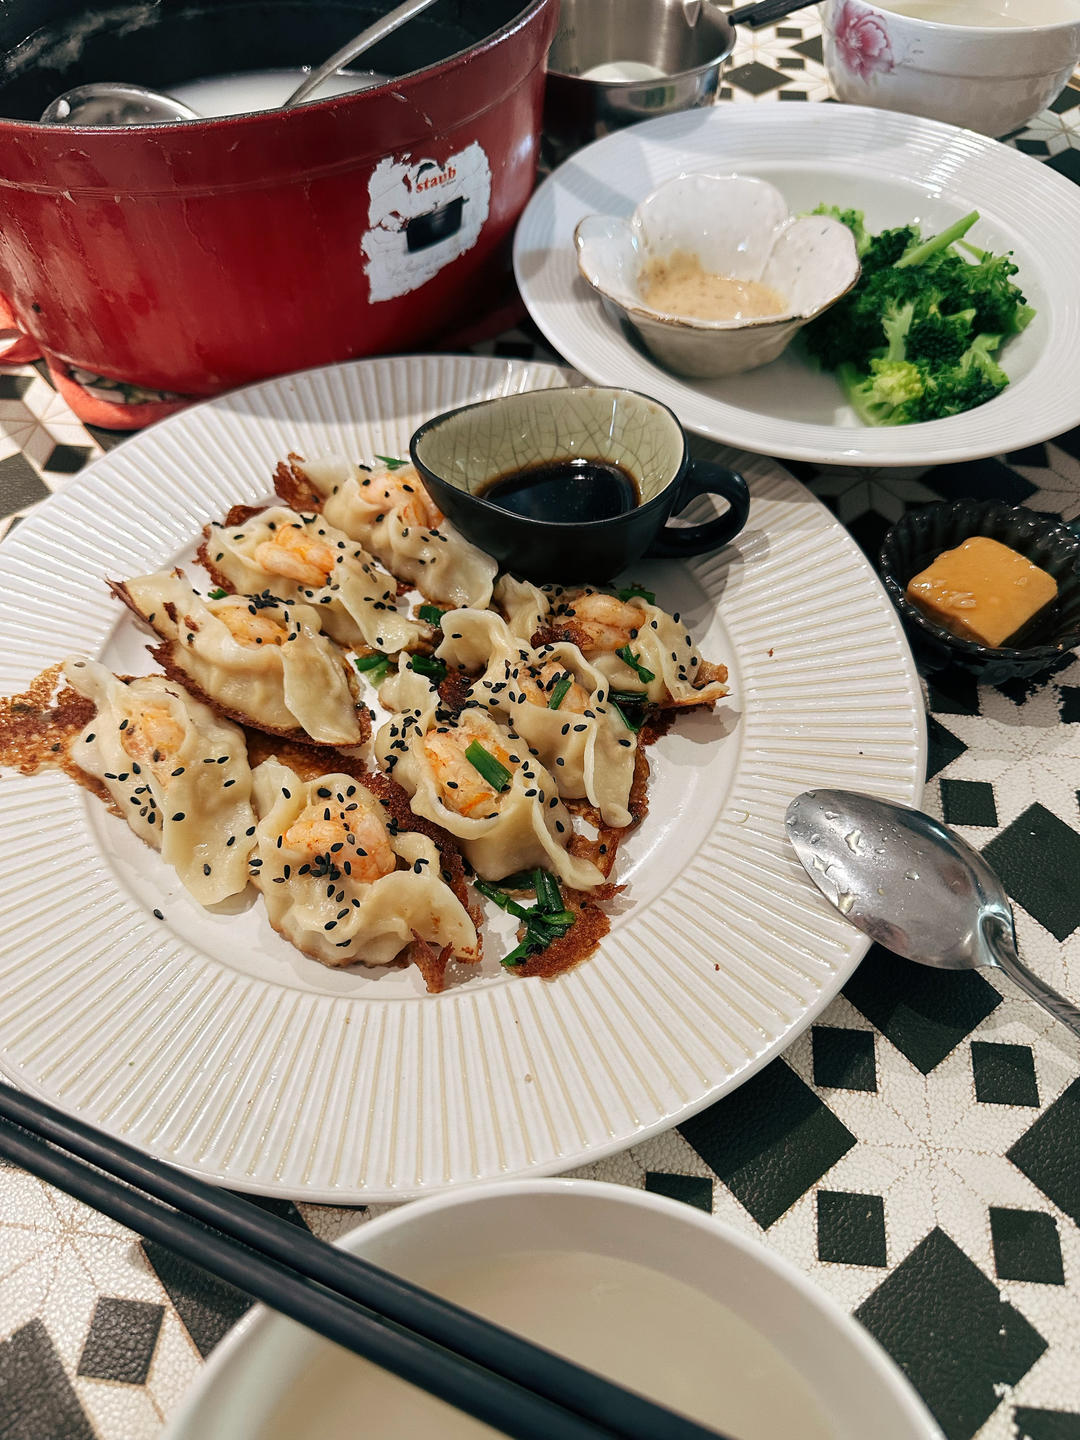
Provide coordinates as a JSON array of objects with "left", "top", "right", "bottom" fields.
[
  {"left": 879, "top": 499, "right": 1080, "bottom": 661},
  {"left": 409, "top": 384, "right": 687, "bottom": 533}
]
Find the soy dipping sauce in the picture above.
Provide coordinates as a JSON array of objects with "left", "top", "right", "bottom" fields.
[{"left": 479, "top": 457, "right": 640, "bottom": 523}]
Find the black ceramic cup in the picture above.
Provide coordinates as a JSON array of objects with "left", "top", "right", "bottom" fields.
[{"left": 410, "top": 385, "right": 750, "bottom": 584}]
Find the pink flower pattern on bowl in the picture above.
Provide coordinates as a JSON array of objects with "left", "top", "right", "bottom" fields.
[{"left": 832, "top": 0, "right": 894, "bottom": 80}]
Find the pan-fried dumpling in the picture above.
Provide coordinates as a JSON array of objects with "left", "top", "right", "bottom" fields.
[
  {"left": 249, "top": 758, "right": 478, "bottom": 979},
  {"left": 63, "top": 657, "right": 255, "bottom": 904},
  {"left": 524, "top": 586, "right": 729, "bottom": 709},
  {"left": 112, "top": 571, "right": 369, "bottom": 747},
  {"left": 199, "top": 506, "right": 428, "bottom": 656},
  {"left": 375, "top": 693, "right": 605, "bottom": 890},
  {"left": 280, "top": 454, "right": 497, "bottom": 610},
  {"left": 436, "top": 608, "right": 637, "bottom": 828},
  {"left": 495, "top": 574, "right": 549, "bottom": 643}
]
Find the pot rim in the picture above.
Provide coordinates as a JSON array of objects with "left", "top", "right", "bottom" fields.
[{"left": 0, "top": 0, "right": 552, "bottom": 132}]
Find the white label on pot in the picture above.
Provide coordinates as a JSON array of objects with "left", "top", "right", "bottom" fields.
[{"left": 362, "top": 142, "right": 492, "bottom": 303}]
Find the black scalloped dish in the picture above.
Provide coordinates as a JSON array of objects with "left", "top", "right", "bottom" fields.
[{"left": 879, "top": 500, "right": 1080, "bottom": 684}]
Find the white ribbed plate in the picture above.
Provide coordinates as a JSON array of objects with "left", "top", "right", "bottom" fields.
[
  {"left": 0, "top": 354, "right": 925, "bottom": 1200},
  {"left": 514, "top": 104, "right": 1080, "bottom": 466}
]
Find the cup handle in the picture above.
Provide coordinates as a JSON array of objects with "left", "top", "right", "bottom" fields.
[{"left": 646, "top": 460, "right": 750, "bottom": 559}]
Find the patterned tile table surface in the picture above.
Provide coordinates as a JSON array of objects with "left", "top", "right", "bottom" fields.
[{"left": 2, "top": 16, "right": 1080, "bottom": 1440}]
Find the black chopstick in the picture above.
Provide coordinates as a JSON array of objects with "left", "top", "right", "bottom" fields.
[
  {"left": 0, "top": 1083, "right": 731, "bottom": 1440},
  {"left": 728, "top": 0, "right": 821, "bottom": 28}
]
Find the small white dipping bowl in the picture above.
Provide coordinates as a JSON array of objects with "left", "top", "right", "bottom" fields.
[
  {"left": 164, "top": 1180, "right": 942, "bottom": 1440},
  {"left": 574, "top": 173, "right": 860, "bottom": 380}
]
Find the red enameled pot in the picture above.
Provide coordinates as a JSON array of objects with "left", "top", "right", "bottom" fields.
[{"left": 0, "top": 0, "right": 557, "bottom": 426}]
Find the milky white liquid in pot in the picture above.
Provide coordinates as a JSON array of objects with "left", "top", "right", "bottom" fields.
[
  {"left": 257, "top": 1249, "right": 835, "bottom": 1440},
  {"left": 167, "top": 68, "right": 383, "bottom": 118},
  {"left": 875, "top": 0, "right": 1080, "bottom": 22}
]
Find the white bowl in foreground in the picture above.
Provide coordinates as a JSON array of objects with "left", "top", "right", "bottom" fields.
[
  {"left": 574, "top": 173, "right": 860, "bottom": 379},
  {"left": 164, "top": 1180, "right": 942, "bottom": 1440}
]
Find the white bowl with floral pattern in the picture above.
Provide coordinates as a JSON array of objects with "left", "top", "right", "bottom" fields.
[
  {"left": 573, "top": 173, "right": 860, "bottom": 380},
  {"left": 821, "top": 0, "right": 1080, "bottom": 139}
]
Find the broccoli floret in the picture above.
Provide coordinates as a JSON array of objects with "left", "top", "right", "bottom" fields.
[
  {"left": 839, "top": 358, "right": 929, "bottom": 427},
  {"left": 964, "top": 252, "right": 1032, "bottom": 336},
  {"left": 905, "top": 306, "right": 975, "bottom": 367},
  {"left": 881, "top": 300, "right": 916, "bottom": 361},
  {"left": 807, "top": 204, "right": 870, "bottom": 257},
  {"left": 802, "top": 202, "right": 1032, "bottom": 425},
  {"left": 804, "top": 268, "right": 925, "bottom": 371},
  {"left": 908, "top": 334, "right": 1009, "bottom": 421},
  {"left": 859, "top": 226, "right": 918, "bottom": 274}
]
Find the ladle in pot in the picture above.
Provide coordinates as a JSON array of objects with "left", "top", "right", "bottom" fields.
[{"left": 40, "top": 0, "right": 440, "bottom": 125}]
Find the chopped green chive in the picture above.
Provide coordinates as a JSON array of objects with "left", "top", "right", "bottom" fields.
[
  {"left": 353, "top": 653, "right": 390, "bottom": 683},
  {"left": 612, "top": 703, "right": 642, "bottom": 732},
  {"left": 547, "top": 673, "right": 573, "bottom": 710},
  {"left": 616, "top": 584, "right": 655, "bottom": 605},
  {"left": 615, "top": 645, "right": 655, "bottom": 684},
  {"left": 480, "top": 867, "right": 576, "bottom": 966},
  {"left": 474, "top": 880, "right": 531, "bottom": 920},
  {"left": 375, "top": 453, "right": 407, "bottom": 469},
  {"left": 409, "top": 653, "right": 447, "bottom": 683},
  {"left": 419, "top": 605, "right": 445, "bottom": 626},
  {"left": 465, "top": 740, "right": 511, "bottom": 792},
  {"left": 608, "top": 691, "right": 646, "bottom": 731},
  {"left": 207, "top": 587, "right": 228, "bottom": 600},
  {"left": 539, "top": 908, "right": 576, "bottom": 927},
  {"left": 534, "top": 867, "right": 562, "bottom": 914}
]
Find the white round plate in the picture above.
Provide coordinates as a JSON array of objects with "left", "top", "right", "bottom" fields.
[
  {"left": 513, "top": 103, "right": 1080, "bottom": 466},
  {"left": 0, "top": 354, "right": 925, "bottom": 1201}
]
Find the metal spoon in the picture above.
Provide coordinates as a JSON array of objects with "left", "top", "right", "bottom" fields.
[
  {"left": 40, "top": 82, "right": 200, "bottom": 125},
  {"left": 785, "top": 788, "right": 1080, "bottom": 1040},
  {"left": 40, "top": 0, "right": 438, "bottom": 125}
]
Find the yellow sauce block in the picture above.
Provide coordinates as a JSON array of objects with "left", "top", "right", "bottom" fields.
[{"left": 906, "top": 535, "right": 1058, "bottom": 648}]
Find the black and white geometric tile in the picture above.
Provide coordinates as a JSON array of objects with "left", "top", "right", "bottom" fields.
[{"left": 1, "top": 39, "right": 1079, "bottom": 1440}]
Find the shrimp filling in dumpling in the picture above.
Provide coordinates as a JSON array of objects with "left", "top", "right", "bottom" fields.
[
  {"left": 113, "top": 571, "right": 368, "bottom": 747},
  {"left": 377, "top": 698, "right": 605, "bottom": 890},
  {"left": 200, "top": 507, "right": 428, "bottom": 656},
  {"left": 249, "top": 759, "right": 477, "bottom": 975},
  {"left": 526, "top": 586, "right": 729, "bottom": 709},
  {"left": 435, "top": 608, "right": 637, "bottom": 828},
  {"left": 63, "top": 657, "right": 255, "bottom": 905},
  {"left": 281, "top": 454, "right": 498, "bottom": 611}
]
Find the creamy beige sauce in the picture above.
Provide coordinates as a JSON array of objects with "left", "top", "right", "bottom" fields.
[
  {"left": 639, "top": 250, "right": 787, "bottom": 322},
  {"left": 258, "top": 1249, "right": 834, "bottom": 1440}
]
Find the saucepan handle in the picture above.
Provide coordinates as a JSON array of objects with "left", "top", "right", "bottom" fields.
[{"left": 646, "top": 461, "right": 750, "bottom": 559}]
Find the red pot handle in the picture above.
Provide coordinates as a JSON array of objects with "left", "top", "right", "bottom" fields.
[{"left": 0, "top": 294, "right": 42, "bottom": 363}]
